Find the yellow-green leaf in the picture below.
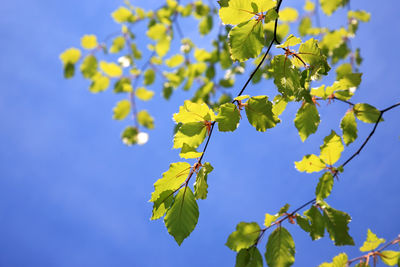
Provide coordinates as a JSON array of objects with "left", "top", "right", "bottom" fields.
[
  {"left": 113, "top": 99, "right": 131, "bottom": 120},
  {"left": 112, "top": 7, "right": 134, "bottom": 23},
  {"left": 359, "top": 229, "right": 386, "bottom": 252},
  {"left": 295, "top": 154, "right": 326, "bottom": 173},
  {"left": 319, "top": 130, "right": 344, "bottom": 166},
  {"left": 60, "top": 48, "right": 81, "bottom": 65},
  {"left": 279, "top": 7, "right": 298, "bottom": 22},
  {"left": 173, "top": 100, "right": 215, "bottom": 123},
  {"left": 81, "top": 35, "right": 98, "bottom": 50},
  {"left": 109, "top": 36, "right": 125, "bottom": 53},
  {"left": 135, "top": 87, "right": 154, "bottom": 101},
  {"left": 219, "top": 0, "right": 276, "bottom": 25},
  {"left": 380, "top": 251, "right": 400, "bottom": 266},
  {"left": 100, "top": 61, "right": 123, "bottom": 77},
  {"left": 89, "top": 73, "right": 110, "bottom": 93},
  {"left": 226, "top": 222, "right": 260, "bottom": 252},
  {"left": 354, "top": 103, "right": 382, "bottom": 124},
  {"left": 137, "top": 110, "right": 154, "bottom": 129}
]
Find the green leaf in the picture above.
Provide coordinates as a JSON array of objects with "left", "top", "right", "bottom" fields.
[
  {"left": 173, "top": 122, "right": 207, "bottom": 149},
  {"left": 112, "top": 6, "right": 134, "bottom": 23},
  {"left": 265, "top": 226, "right": 295, "bottom": 267},
  {"left": 109, "top": 36, "right": 125, "bottom": 53},
  {"left": 226, "top": 222, "right": 260, "bottom": 252},
  {"left": 264, "top": 213, "right": 279, "bottom": 228},
  {"left": 147, "top": 23, "right": 167, "bottom": 41},
  {"left": 150, "top": 162, "right": 191, "bottom": 202},
  {"left": 137, "top": 110, "right": 154, "bottom": 129},
  {"left": 135, "top": 87, "right": 154, "bottom": 101},
  {"left": 294, "top": 103, "right": 320, "bottom": 142},
  {"left": 279, "top": 8, "right": 298, "bottom": 23},
  {"left": 354, "top": 103, "right": 382, "bottom": 124},
  {"left": 320, "top": 0, "right": 347, "bottom": 16},
  {"left": 276, "top": 34, "right": 302, "bottom": 48},
  {"left": 296, "top": 214, "right": 311, "bottom": 233},
  {"left": 155, "top": 36, "right": 171, "bottom": 58},
  {"left": 315, "top": 172, "right": 334, "bottom": 201},
  {"left": 194, "top": 162, "right": 213, "bottom": 199},
  {"left": 380, "top": 251, "right": 400, "bottom": 266},
  {"left": 143, "top": 69, "right": 156, "bottom": 85},
  {"left": 271, "top": 55, "right": 302, "bottom": 96},
  {"left": 322, "top": 204, "right": 354, "bottom": 246},
  {"left": 199, "top": 15, "right": 213, "bottom": 35},
  {"left": 318, "top": 253, "right": 348, "bottom": 267},
  {"left": 319, "top": 130, "right": 344, "bottom": 166},
  {"left": 114, "top": 78, "right": 133, "bottom": 93},
  {"left": 80, "top": 55, "right": 98, "bottom": 79},
  {"left": 264, "top": 8, "right": 279, "bottom": 24},
  {"left": 245, "top": 96, "right": 280, "bottom": 132},
  {"left": 295, "top": 154, "right": 326, "bottom": 173},
  {"left": 219, "top": 0, "right": 276, "bottom": 25},
  {"left": 229, "top": 20, "right": 264, "bottom": 62},
  {"left": 100, "top": 61, "right": 123, "bottom": 77},
  {"left": 216, "top": 103, "right": 241, "bottom": 132},
  {"left": 81, "top": 34, "right": 98, "bottom": 50},
  {"left": 165, "top": 54, "right": 185, "bottom": 68},
  {"left": 173, "top": 101, "right": 215, "bottom": 123},
  {"left": 340, "top": 110, "right": 358, "bottom": 146},
  {"left": 164, "top": 187, "right": 199, "bottom": 245},
  {"left": 113, "top": 99, "right": 131, "bottom": 120},
  {"left": 304, "top": 205, "right": 325, "bottom": 240},
  {"left": 299, "top": 17, "right": 312, "bottom": 36},
  {"left": 179, "top": 143, "right": 203, "bottom": 159},
  {"left": 151, "top": 190, "right": 174, "bottom": 220},
  {"left": 121, "top": 126, "right": 138, "bottom": 146},
  {"left": 296, "top": 38, "right": 330, "bottom": 76},
  {"left": 272, "top": 95, "right": 288, "bottom": 117},
  {"left": 60, "top": 48, "right": 81, "bottom": 65},
  {"left": 63, "top": 63, "right": 75, "bottom": 79},
  {"left": 236, "top": 247, "right": 263, "bottom": 267},
  {"left": 348, "top": 10, "right": 370, "bottom": 22},
  {"left": 359, "top": 229, "right": 386, "bottom": 252},
  {"left": 89, "top": 73, "right": 110, "bottom": 93}
]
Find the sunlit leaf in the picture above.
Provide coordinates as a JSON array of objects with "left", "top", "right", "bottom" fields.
[
  {"left": 226, "top": 222, "right": 260, "bottom": 252},
  {"left": 236, "top": 247, "right": 263, "bottom": 267},
  {"left": 315, "top": 172, "right": 334, "bottom": 201},
  {"left": 229, "top": 20, "right": 264, "bottom": 62},
  {"left": 359, "top": 229, "right": 386, "bottom": 252},
  {"left": 113, "top": 99, "right": 131, "bottom": 120},
  {"left": 318, "top": 253, "right": 348, "bottom": 267},
  {"left": 294, "top": 103, "right": 320, "bottom": 142},
  {"left": 216, "top": 103, "right": 241, "bottom": 132},
  {"left": 81, "top": 34, "right": 98, "bottom": 50},
  {"left": 340, "top": 110, "right": 357, "bottom": 146},
  {"left": 295, "top": 154, "right": 326, "bottom": 173},
  {"left": 245, "top": 96, "right": 280, "bottom": 132},
  {"left": 135, "top": 87, "right": 154, "bottom": 101},
  {"left": 137, "top": 110, "right": 154, "bottom": 129},
  {"left": 265, "top": 226, "right": 295, "bottom": 267},
  {"left": 319, "top": 130, "right": 344, "bottom": 166},
  {"left": 353, "top": 103, "right": 382, "bottom": 124},
  {"left": 194, "top": 162, "right": 213, "bottom": 199},
  {"left": 164, "top": 187, "right": 199, "bottom": 245},
  {"left": 100, "top": 61, "right": 123, "bottom": 77}
]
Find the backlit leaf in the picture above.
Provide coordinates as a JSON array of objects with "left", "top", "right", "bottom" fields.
[
  {"left": 151, "top": 190, "right": 174, "bottom": 220},
  {"left": 319, "top": 131, "right": 344, "bottom": 166},
  {"left": 236, "top": 247, "right": 263, "bottom": 267},
  {"left": 315, "top": 172, "right": 334, "bottom": 201},
  {"left": 60, "top": 48, "right": 81, "bottom": 65},
  {"left": 295, "top": 154, "right": 326, "bottom": 173},
  {"left": 304, "top": 205, "right": 325, "bottom": 240},
  {"left": 354, "top": 103, "right": 382, "bottom": 124},
  {"left": 279, "top": 8, "right": 298, "bottom": 22},
  {"left": 194, "top": 162, "right": 213, "bottom": 199},
  {"left": 359, "top": 229, "right": 386, "bottom": 252},
  {"left": 81, "top": 34, "right": 98, "bottom": 50},
  {"left": 219, "top": 0, "right": 276, "bottom": 25},
  {"left": 245, "top": 96, "right": 280, "bottom": 132},
  {"left": 179, "top": 143, "right": 203, "bottom": 159},
  {"left": 165, "top": 54, "right": 185, "bottom": 68},
  {"left": 226, "top": 222, "right": 260, "bottom": 252},
  {"left": 89, "top": 73, "right": 110, "bottom": 93},
  {"left": 320, "top": 0, "right": 347, "bottom": 16},
  {"left": 113, "top": 99, "right": 131, "bottom": 120},
  {"left": 137, "top": 110, "right": 154, "bottom": 129},
  {"left": 216, "top": 103, "right": 241, "bottom": 132},
  {"left": 121, "top": 126, "right": 138, "bottom": 146},
  {"left": 173, "top": 101, "right": 215, "bottom": 124},
  {"left": 380, "top": 251, "right": 400, "bottom": 266},
  {"left": 265, "top": 226, "right": 295, "bottom": 267},
  {"left": 322, "top": 203, "right": 354, "bottom": 246},
  {"left": 318, "top": 253, "right": 348, "bottom": 267},
  {"left": 135, "top": 87, "right": 154, "bottom": 101},
  {"left": 80, "top": 55, "right": 98, "bottom": 78},
  {"left": 144, "top": 69, "right": 156, "bottom": 85},
  {"left": 173, "top": 122, "right": 207, "bottom": 149},
  {"left": 112, "top": 7, "right": 134, "bottom": 23},
  {"left": 100, "top": 61, "right": 123, "bottom": 77},
  {"left": 294, "top": 103, "right": 320, "bottom": 142},
  {"left": 109, "top": 36, "right": 125, "bottom": 53},
  {"left": 164, "top": 187, "right": 199, "bottom": 245},
  {"left": 229, "top": 20, "right": 264, "bottom": 62},
  {"left": 340, "top": 110, "right": 357, "bottom": 145},
  {"left": 150, "top": 162, "right": 191, "bottom": 202}
]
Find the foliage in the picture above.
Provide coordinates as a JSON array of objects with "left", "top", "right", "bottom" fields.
[{"left": 61, "top": 0, "right": 400, "bottom": 266}]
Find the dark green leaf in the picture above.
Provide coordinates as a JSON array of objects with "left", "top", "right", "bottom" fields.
[
  {"left": 226, "top": 222, "right": 260, "bottom": 252},
  {"left": 315, "top": 172, "right": 334, "bottom": 201},
  {"left": 236, "top": 247, "right": 263, "bottom": 267}
]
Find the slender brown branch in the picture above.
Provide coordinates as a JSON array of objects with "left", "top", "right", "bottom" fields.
[
  {"left": 347, "top": 235, "right": 400, "bottom": 265},
  {"left": 342, "top": 101, "right": 400, "bottom": 167}
]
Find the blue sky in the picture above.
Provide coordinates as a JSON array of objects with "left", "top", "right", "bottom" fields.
[{"left": 0, "top": 0, "right": 399, "bottom": 266}]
